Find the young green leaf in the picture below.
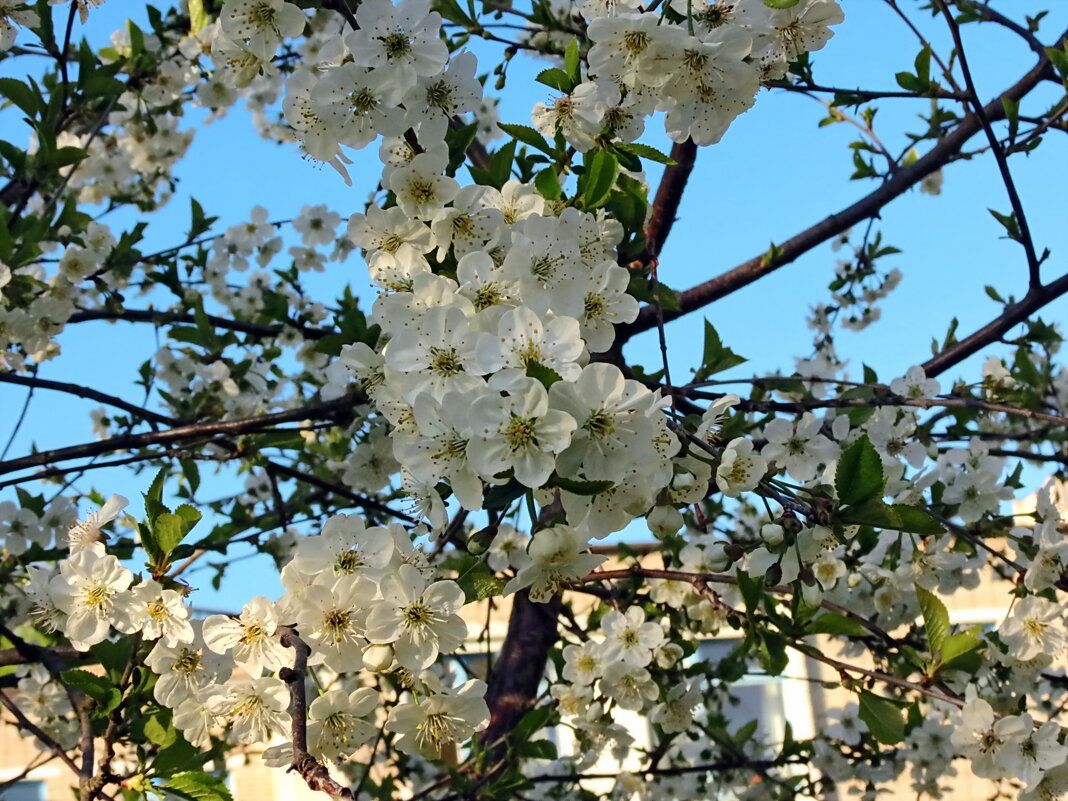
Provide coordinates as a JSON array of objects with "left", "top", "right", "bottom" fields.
[
  {"left": 915, "top": 585, "right": 950, "bottom": 657},
  {"left": 835, "top": 435, "right": 884, "bottom": 506},
  {"left": 858, "top": 691, "right": 905, "bottom": 745}
]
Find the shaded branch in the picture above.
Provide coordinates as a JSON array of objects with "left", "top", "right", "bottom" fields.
[
  {"left": 937, "top": 0, "right": 1043, "bottom": 288},
  {"left": 0, "top": 394, "right": 359, "bottom": 477},
  {"left": 265, "top": 460, "right": 415, "bottom": 524},
  {"left": 641, "top": 140, "right": 698, "bottom": 262},
  {"left": 682, "top": 385, "right": 1068, "bottom": 427},
  {"left": 279, "top": 628, "right": 353, "bottom": 801},
  {"left": 67, "top": 308, "right": 330, "bottom": 340},
  {"left": 922, "top": 270, "right": 1068, "bottom": 376},
  {"left": 0, "top": 372, "right": 179, "bottom": 427},
  {"left": 0, "top": 691, "right": 81, "bottom": 775}
]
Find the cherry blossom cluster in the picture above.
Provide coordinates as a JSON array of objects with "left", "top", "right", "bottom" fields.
[
  {"left": 12, "top": 496, "right": 491, "bottom": 766},
  {"left": 535, "top": 0, "right": 844, "bottom": 148}
]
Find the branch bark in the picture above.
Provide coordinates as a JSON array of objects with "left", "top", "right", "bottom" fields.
[
  {"left": 0, "top": 372, "right": 179, "bottom": 427},
  {"left": 0, "top": 394, "right": 358, "bottom": 477},
  {"left": 279, "top": 628, "right": 354, "bottom": 801},
  {"left": 480, "top": 590, "right": 560, "bottom": 746},
  {"left": 921, "top": 270, "right": 1068, "bottom": 376}
]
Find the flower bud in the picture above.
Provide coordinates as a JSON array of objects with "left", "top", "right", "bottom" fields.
[
  {"left": 801, "top": 581, "right": 823, "bottom": 607},
  {"left": 760, "top": 523, "right": 785, "bottom": 546},
  {"left": 765, "top": 563, "right": 783, "bottom": 586},
  {"left": 363, "top": 644, "right": 395, "bottom": 673},
  {"left": 647, "top": 505, "right": 684, "bottom": 537},
  {"left": 705, "top": 543, "right": 732, "bottom": 573},
  {"left": 467, "top": 525, "right": 497, "bottom": 555}
]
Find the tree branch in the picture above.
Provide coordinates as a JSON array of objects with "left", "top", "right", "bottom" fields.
[
  {"left": 0, "top": 372, "right": 178, "bottom": 427},
  {"left": 0, "top": 691, "right": 81, "bottom": 775},
  {"left": 0, "top": 394, "right": 358, "bottom": 477},
  {"left": 922, "top": 270, "right": 1068, "bottom": 376},
  {"left": 480, "top": 590, "right": 560, "bottom": 746},
  {"left": 937, "top": 0, "right": 1043, "bottom": 288},
  {"left": 279, "top": 628, "right": 353, "bottom": 801},
  {"left": 641, "top": 140, "right": 698, "bottom": 262},
  {"left": 67, "top": 308, "right": 330, "bottom": 340},
  {"left": 619, "top": 38, "right": 1065, "bottom": 342}
]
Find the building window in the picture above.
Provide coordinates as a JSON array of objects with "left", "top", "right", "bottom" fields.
[{"left": 1, "top": 781, "right": 46, "bottom": 801}]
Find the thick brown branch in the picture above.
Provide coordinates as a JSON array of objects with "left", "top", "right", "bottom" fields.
[
  {"left": 0, "top": 645, "right": 82, "bottom": 667},
  {"left": 480, "top": 590, "right": 560, "bottom": 745},
  {"left": 279, "top": 629, "right": 353, "bottom": 801},
  {"left": 619, "top": 40, "right": 1063, "bottom": 342},
  {"left": 641, "top": 140, "right": 698, "bottom": 261},
  {"left": 922, "top": 271, "right": 1068, "bottom": 376}
]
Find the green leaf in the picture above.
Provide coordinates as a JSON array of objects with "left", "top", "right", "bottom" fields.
[
  {"left": 858, "top": 691, "right": 905, "bottom": 745},
  {"left": 760, "top": 631, "right": 789, "bottom": 675},
  {"left": 735, "top": 570, "right": 763, "bottom": 614},
  {"left": 483, "top": 479, "right": 527, "bottom": 512},
  {"left": 188, "top": 0, "right": 210, "bottom": 32},
  {"left": 564, "top": 38, "right": 581, "bottom": 84},
  {"left": 550, "top": 476, "right": 614, "bottom": 496},
  {"left": 457, "top": 568, "right": 507, "bottom": 602},
  {"left": 526, "top": 360, "right": 563, "bottom": 388},
  {"left": 916, "top": 585, "right": 949, "bottom": 657},
  {"left": 518, "top": 738, "right": 558, "bottom": 760},
  {"left": 163, "top": 771, "right": 233, "bottom": 801},
  {"left": 984, "top": 285, "right": 1006, "bottom": 304},
  {"left": 762, "top": 0, "right": 800, "bottom": 7},
  {"left": 60, "top": 669, "right": 122, "bottom": 713},
  {"left": 90, "top": 638, "right": 134, "bottom": 683},
  {"left": 807, "top": 612, "right": 869, "bottom": 637},
  {"left": 486, "top": 139, "right": 516, "bottom": 189},
  {"left": 895, "top": 71, "right": 923, "bottom": 92},
  {"left": 534, "top": 166, "right": 562, "bottom": 200},
  {"left": 151, "top": 731, "right": 204, "bottom": 775},
  {"left": 1001, "top": 96, "right": 1020, "bottom": 140},
  {"left": 838, "top": 499, "right": 941, "bottom": 535},
  {"left": 581, "top": 150, "right": 618, "bottom": 210},
  {"left": 48, "top": 146, "right": 86, "bottom": 169},
  {"left": 0, "top": 77, "right": 39, "bottom": 118},
  {"left": 180, "top": 460, "right": 201, "bottom": 494},
  {"left": 988, "top": 208, "right": 1021, "bottom": 241},
  {"left": 941, "top": 630, "right": 984, "bottom": 668},
  {"left": 535, "top": 67, "right": 573, "bottom": 94},
  {"left": 154, "top": 513, "right": 187, "bottom": 557},
  {"left": 433, "top": 0, "right": 471, "bottom": 25},
  {"left": 616, "top": 142, "right": 676, "bottom": 166},
  {"left": 914, "top": 45, "right": 932, "bottom": 86},
  {"left": 143, "top": 711, "right": 177, "bottom": 748},
  {"left": 835, "top": 435, "right": 884, "bottom": 506},
  {"left": 697, "top": 319, "right": 747, "bottom": 378},
  {"left": 887, "top": 504, "right": 942, "bottom": 535},
  {"left": 497, "top": 123, "right": 554, "bottom": 155}
]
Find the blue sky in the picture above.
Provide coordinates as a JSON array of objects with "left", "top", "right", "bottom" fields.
[{"left": 1, "top": 0, "right": 1065, "bottom": 610}]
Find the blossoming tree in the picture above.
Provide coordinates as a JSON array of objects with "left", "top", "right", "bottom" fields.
[{"left": 1, "top": 0, "right": 1068, "bottom": 799}]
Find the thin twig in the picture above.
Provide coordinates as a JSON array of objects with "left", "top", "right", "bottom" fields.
[{"left": 936, "top": 0, "right": 1043, "bottom": 288}]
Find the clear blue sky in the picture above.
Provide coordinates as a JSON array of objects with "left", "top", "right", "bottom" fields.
[{"left": 1, "top": 1, "right": 1065, "bottom": 610}]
